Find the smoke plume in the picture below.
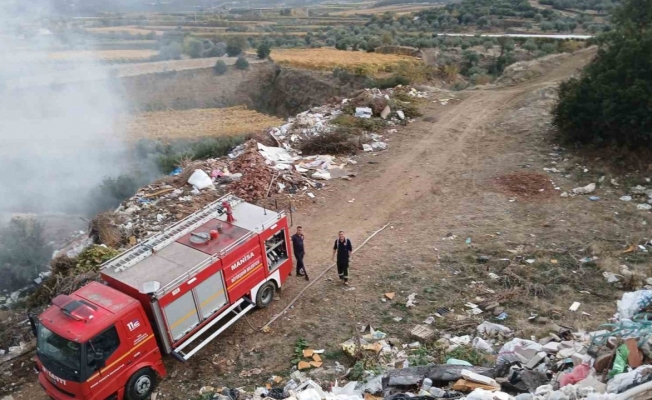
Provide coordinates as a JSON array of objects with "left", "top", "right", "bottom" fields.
[{"left": 0, "top": 0, "right": 131, "bottom": 215}]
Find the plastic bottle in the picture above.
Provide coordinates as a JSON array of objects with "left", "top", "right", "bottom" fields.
[{"left": 421, "top": 378, "right": 433, "bottom": 391}]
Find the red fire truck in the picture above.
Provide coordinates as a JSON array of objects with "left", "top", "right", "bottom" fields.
[{"left": 33, "top": 194, "right": 293, "bottom": 400}]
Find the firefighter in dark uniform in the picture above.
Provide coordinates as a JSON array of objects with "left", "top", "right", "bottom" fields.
[
  {"left": 332, "top": 231, "right": 353, "bottom": 284},
  {"left": 291, "top": 226, "right": 306, "bottom": 276}
]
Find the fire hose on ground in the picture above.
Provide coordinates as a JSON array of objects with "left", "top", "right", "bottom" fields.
[{"left": 253, "top": 222, "right": 393, "bottom": 332}]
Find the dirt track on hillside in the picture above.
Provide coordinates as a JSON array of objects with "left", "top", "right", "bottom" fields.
[{"left": 18, "top": 46, "right": 650, "bottom": 399}]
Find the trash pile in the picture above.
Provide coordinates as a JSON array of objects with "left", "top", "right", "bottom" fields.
[
  {"left": 0, "top": 312, "right": 32, "bottom": 362},
  {"left": 268, "top": 86, "right": 427, "bottom": 154},
  {"left": 190, "top": 289, "right": 652, "bottom": 400},
  {"left": 93, "top": 86, "right": 427, "bottom": 245}
]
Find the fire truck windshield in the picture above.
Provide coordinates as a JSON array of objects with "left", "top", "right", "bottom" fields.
[{"left": 37, "top": 324, "right": 82, "bottom": 382}]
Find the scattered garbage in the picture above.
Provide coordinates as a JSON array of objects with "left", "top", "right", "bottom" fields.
[
  {"left": 188, "top": 169, "right": 214, "bottom": 190},
  {"left": 572, "top": 183, "right": 596, "bottom": 195},
  {"left": 355, "top": 107, "right": 373, "bottom": 118},
  {"left": 406, "top": 293, "right": 417, "bottom": 307}
]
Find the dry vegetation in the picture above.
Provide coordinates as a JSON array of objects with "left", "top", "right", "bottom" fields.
[
  {"left": 332, "top": 3, "right": 445, "bottom": 16},
  {"left": 125, "top": 106, "right": 283, "bottom": 142},
  {"left": 196, "top": 31, "right": 309, "bottom": 37},
  {"left": 271, "top": 48, "right": 419, "bottom": 74},
  {"left": 86, "top": 26, "right": 163, "bottom": 35},
  {"left": 48, "top": 49, "right": 159, "bottom": 61}
]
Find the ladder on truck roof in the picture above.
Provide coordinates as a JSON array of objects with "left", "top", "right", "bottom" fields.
[
  {"left": 102, "top": 194, "right": 243, "bottom": 273},
  {"left": 171, "top": 297, "right": 256, "bottom": 361}
]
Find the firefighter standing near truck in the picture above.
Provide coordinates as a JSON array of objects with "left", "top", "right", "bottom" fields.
[
  {"left": 332, "top": 231, "right": 353, "bottom": 284},
  {"left": 291, "top": 226, "right": 306, "bottom": 276}
]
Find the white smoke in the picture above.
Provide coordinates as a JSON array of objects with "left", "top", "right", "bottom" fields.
[{"left": 0, "top": 0, "right": 131, "bottom": 214}]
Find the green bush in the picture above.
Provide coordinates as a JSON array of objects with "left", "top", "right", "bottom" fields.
[
  {"left": 257, "top": 42, "right": 272, "bottom": 59},
  {"left": 88, "top": 174, "right": 144, "bottom": 215},
  {"left": 156, "top": 136, "right": 247, "bottom": 173},
  {"left": 235, "top": 56, "right": 250, "bottom": 70},
  {"left": 226, "top": 36, "right": 247, "bottom": 57},
  {"left": 184, "top": 37, "right": 204, "bottom": 58},
  {"left": 553, "top": 0, "right": 652, "bottom": 148},
  {"left": 372, "top": 75, "right": 411, "bottom": 89},
  {"left": 214, "top": 60, "right": 228, "bottom": 75}
]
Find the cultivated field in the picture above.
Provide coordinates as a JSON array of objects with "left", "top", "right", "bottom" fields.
[
  {"left": 331, "top": 3, "right": 445, "bottom": 16},
  {"left": 271, "top": 48, "right": 417, "bottom": 73},
  {"left": 196, "top": 31, "right": 309, "bottom": 37},
  {"left": 126, "top": 106, "right": 283, "bottom": 141},
  {"left": 86, "top": 26, "right": 163, "bottom": 35},
  {"left": 48, "top": 49, "right": 159, "bottom": 61}
]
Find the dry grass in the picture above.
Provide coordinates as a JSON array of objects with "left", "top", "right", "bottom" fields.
[
  {"left": 145, "top": 25, "right": 230, "bottom": 31},
  {"left": 196, "top": 31, "right": 308, "bottom": 37},
  {"left": 125, "top": 106, "right": 283, "bottom": 142},
  {"left": 48, "top": 50, "right": 158, "bottom": 61},
  {"left": 332, "top": 3, "right": 444, "bottom": 16},
  {"left": 271, "top": 48, "right": 419, "bottom": 75},
  {"left": 86, "top": 26, "right": 163, "bottom": 35}
]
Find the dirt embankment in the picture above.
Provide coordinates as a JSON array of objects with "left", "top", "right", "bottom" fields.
[
  {"left": 114, "top": 62, "right": 366, "bottom": 117},
  {"left": 9, "top": 61, "right": 364, "bottom": 118},
  {"left": 496, "top": 46, "right": 597, "bottom": 86},
  {"left": 254, "top": 67, "right": 367, "bottom": 116}
]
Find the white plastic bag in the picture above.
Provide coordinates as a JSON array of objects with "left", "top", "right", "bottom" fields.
[
  {"left": 607, "top": 365, "right": 652, "bottom": 393},
  {"left": 312, "top": 170, "right": 331, "bottom": 180},
  {"left": 464, "top": 389, "right": 495, "bottom": 400},
  {"left": 618, "top": 291, "right": 652, "bottom": 320},
  {"left": 572, "top": 183, "right": 596, "bottom": 194},
  {"left": 330, "top": 381, "right": 360, "bottom": 396},
  {"left": 497, "top": 338, "right": 543, "bottom": 367},
  {"left": 477, "top": 321, "right": 512, "bottom": 337},
  {"left": 473, "top": 337, "right": 495, "bottom": 353},
  {"left": 327, "top": 381, "right": 363, "bottom": 400},
  {"left": 187, "top": 169, "right": 214, "bottom": 190},
  {"left": 297, "top": 389, "right": 322, "bottom": 400}
]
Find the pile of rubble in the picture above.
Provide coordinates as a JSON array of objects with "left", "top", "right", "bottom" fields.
[
  {"left": 269, "top": 86, "right": 426, "bottom": 151},
  {"left": 189, "top": 288, "right": 652, "bottom": 400},
  {"left": 96, "top": 86, "right": 427, "bottom": 245}
]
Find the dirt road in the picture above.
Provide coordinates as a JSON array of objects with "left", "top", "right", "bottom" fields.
[
  {"left": 16, "top": 47, "right": 651, "bottom": 399},
  {"left": 155, "top": 47, "right": 623, "bottom": 393}
]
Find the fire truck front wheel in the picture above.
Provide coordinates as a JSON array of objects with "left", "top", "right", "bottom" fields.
[
  {"left": 255, "top": 282, "right": 276, "bottom": 308},
  {"left": 125, "top": 368, "right": 157, "bottom": 400}
]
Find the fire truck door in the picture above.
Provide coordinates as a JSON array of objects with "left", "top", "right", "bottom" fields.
[
  {"left": 163, "top": 291, "right": 200, "bottom": 341},
  {"left": 194, "top": 271, "right": 228, "bottom": 319}
]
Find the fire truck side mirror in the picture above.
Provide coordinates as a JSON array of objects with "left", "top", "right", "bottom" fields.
[
  {"left": 28, "top": 314, "right": 38, "bottom": 337},
  {"left": 88, "top": 351, "right": 106, "bottom": 370}
]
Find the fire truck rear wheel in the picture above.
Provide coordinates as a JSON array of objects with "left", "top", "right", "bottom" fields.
[
  {"left": 125, "top": 368, "right": 156, "bottom": 400},
  {"left": 256, "top": 282, "right": 276, "bottom": 308}
]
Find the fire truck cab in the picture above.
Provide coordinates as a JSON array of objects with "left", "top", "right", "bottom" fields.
[
  {"left": 35, "top": 195, "right": 293, "bottom": 400},
  {"left": 36, "top": 282, "right": 164, "bottom": 400}
]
